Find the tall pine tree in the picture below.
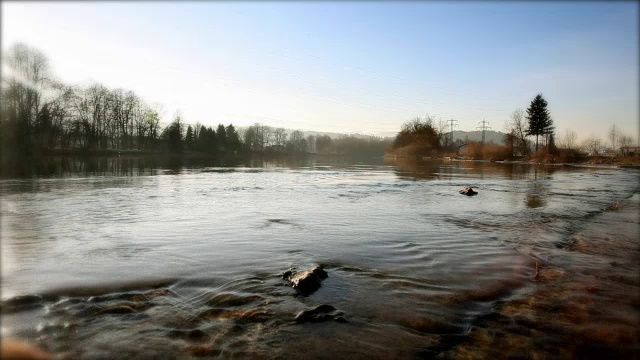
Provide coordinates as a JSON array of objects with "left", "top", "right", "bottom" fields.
[
  {"left": 525, "top": 93, "right": 553, "bottom": 152},
  {"left": 185, "top": 125, "right": 195, "bottom": 150},
  {"left": 216, "top": 124, "right": 227, "bottom": 152}
]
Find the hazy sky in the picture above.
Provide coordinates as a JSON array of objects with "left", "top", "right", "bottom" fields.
[{"left": 2, "top": 1, "right": 638, "bottom": 141}]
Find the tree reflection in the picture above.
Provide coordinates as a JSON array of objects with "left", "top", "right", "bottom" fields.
[
  {"left": 525, "top": 168, "right": 549, "bottom": 208},
  {"left": 388, "top": 158, "right": 441, "bottom": 180}
]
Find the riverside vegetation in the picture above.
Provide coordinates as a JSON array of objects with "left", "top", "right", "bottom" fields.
[
  {"left": 3, "top": 43, "right": 635, "bottom": 169},
  {"left": 0, "top": 43, "right": 389, "bottom": 169},
  {"left": 387, "top": 96, "right": 638, "bottom": 165}
]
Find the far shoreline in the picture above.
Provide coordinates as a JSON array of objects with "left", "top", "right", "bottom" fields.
[{"left": 384, "top": 154, "right": 640, "bottom": 170}]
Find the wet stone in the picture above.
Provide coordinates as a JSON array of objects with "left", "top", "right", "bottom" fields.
[
  {"left": 1, "top": 295, "right": 46, "bottom": 314},
  {"left": 283, "top": 266, "right": 328, "bottom": 295},
  {"left": 459, "top": 187, "right": 478, "bottom": 196},
  {"left": 294, "top": 304, "right": 346, "bottom": 324}
]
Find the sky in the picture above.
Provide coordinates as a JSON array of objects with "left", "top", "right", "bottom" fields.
[{"left": 2, "top": 1, "right": 638, "bottom": 142}]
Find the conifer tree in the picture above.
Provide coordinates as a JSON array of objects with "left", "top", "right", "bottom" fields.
[
  {"left": 185, "top": 125, "right": 195, "bottom": 150},
  {"left": 526, "top": 93, "right": 553, "bottom": 152},
  {"left": 225, "top": 124, "right": 241, "bottom": 154},
  {"left": 216, "top": 124, "right": 227, "bottom": 152}
]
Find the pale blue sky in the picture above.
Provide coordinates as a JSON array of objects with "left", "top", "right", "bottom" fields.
[{"left": 2, "top": 1, "right": 638, "bottom": 141}]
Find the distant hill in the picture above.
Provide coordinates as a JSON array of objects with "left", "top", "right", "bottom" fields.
[
  {"left": 374, "top": 131, "right": 399, "bottom": 138},
  {"left": 298, "top": 130, "right": 386, "bottom": 140},
  {"left": 452, "top": 130, "right": 505, "bottom": 144},
  {"left": 377, "top": 130, "right": 506, "bottom": 144},
  {"left": 314, "top": 129, "right": 506, "bottom": 144},
  {"left": 236, "top": 126, "right": 394, "bottom": 140},
  {"left": 236, "top": 126, "right": 504, "bottom": 144}
]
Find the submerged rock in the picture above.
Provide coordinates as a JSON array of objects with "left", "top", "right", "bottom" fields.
[
  {"left": 283, "top": 266, "right": 328, "bottom": 295},
  {"left": 459, "top": 187, "right": 478, "bottom": 196},
  {"left": 99, "top": 304, "right": 137, "bottom": 315},
  {"left": 294, "top": 304, "right": 346, "bottom": 324},
  {"left": 0, "top": 295, "right": 46, "bottom": 314}
]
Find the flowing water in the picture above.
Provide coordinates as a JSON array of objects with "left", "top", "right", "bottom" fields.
[{"left": 1, "top": 157, "right": 639, "bottom": 359}]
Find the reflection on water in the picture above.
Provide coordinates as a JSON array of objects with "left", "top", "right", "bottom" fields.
[
  {"left": 1, "top": 157, "right": 638, "bottom": 358},
  {"left": 1, "top": 156, "right": 206, "bottom": 178},
  {"left": 392, "top": 158, "right": 561, "bottom": 182},
  {"left": 0, "top": 155, "right": 387, "bottom": 179}
]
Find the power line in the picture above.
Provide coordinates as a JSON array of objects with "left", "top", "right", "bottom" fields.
[
  {"left": 476, "top": 118, "right": 492, "bottom": 144},
  {"left": 446, "top": 118, "right": 458, "bottom": 145}
]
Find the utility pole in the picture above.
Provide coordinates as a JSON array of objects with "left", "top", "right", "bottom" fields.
[
  {"left": 446, "top": 118, "right": 458, "bottom": 146},
  {"left": 477, "top": 118, "right": 491, "bottom": 144}
]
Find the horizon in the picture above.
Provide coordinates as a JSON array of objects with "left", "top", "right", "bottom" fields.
[{"left": 2, "top": 1, "right": 638, "bottom": 144}]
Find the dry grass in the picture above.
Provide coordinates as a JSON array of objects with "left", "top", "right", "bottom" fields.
[
  {"left": 466, "top": 141, "right": 511, "bottom": 161},
  {"left": 530, "top": 148, "right": 587, "bottom": 163},
  {"left": 390, "top": 142, "right": 436, "bottom": 158}
]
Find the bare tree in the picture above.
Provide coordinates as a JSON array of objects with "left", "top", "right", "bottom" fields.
[
  {"left": 316, "top": 135, "right": 332, "bottom": 154},
  {"left": 505, "top": 109, "right": 530, "bottom": 156},
  {"left": 143, "top": 105, "right": 161, "bottom": 150},
  {"left": 306, "top": 135, "right": 316, "bottom": 153},
  {"left": 263, "top": 125, "right": 274, "bottom": 148},
  {"left": 193, "top": 121, "right": 202, "bottom": 140},
  {"left": 561, "top": 129, "right": 578, "bottom": 150},
  {"left": 242, "top": 123, "right": 271, "bottom": 151},
  {"left": 619, "top": 134, "right": 635, "bottom": 148},
  {"left": 608, "top": 124, "right": 619, "bottom": 149},
  {"left": 2, "top": 43, "right": 54, "bottom": 153},
  {"left": 582, "top": 135, "right": 603, "bottom": 156},
  {"left": 289, "top": 130, "right": 307, "bottom": 152},
  {"left": 435, "top": 118, "right": 449, "bottom": 147},
  {"left": 273, "top": 128, "right": 287, "bottom": 149}
]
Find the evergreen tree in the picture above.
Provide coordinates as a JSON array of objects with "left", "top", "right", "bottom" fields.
[
  {"left": 548, "top": 132, "right": 557, "bottom": 154},
  {"left": 216, "top": 124, "right": 227, "bottom": 152},
  {"left": 206, "top": 126, "right": 218, "bottom": 155},
  {"left": 225, "top": 124, "right": 241, "bottom": 154},
  {"left": 196, "top": 125, "right": 208, "bottom": 152},
  {"left": 185, "top": 125, "right": 195, "bottom": 150},
  {"left": 162, "top": 116, "right": 184, "bottom": 153},
  {"left": 525, "top": 93, "right": 553, "bottom": 152}
]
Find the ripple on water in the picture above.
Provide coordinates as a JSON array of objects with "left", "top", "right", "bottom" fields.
[{"left": 2, "top": 163, "right": 638, "bottom": 358}]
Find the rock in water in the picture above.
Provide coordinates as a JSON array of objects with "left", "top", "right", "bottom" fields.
[
  {"left": 283, "top": 266, "right": 328, "bottom": 295},
  {"left": 459, "top": 187, "right": 478, "bottom": 196},
  {"left": 294, "top": 304, "right": 336, "bottom": 323}
]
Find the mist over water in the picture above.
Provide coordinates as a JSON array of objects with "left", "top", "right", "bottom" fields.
[{"left": 1, "top": 157, "right": 638, "bottom": 358}]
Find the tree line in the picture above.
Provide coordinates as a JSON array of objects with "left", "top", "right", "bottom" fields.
[
  {"left": 0, "top": 43, "right": 186, "bottom": 156},
  {"left": 242, "top": 123, "right": 389, "bottom": 157},
  {"left": 0, "top": 43, "right": 249, "bottom": 158},
  {"left": 1, "top": 43, "right": 391, "bottom": 160},
  {"left": 390, "top": 115, "right": 462, "bottom": 157},
  {"left": 504, "top": 94, "right": 635, "bottom": 157},
  {"left": 391, "top": 93, "right": 636, "bottom": 160}
]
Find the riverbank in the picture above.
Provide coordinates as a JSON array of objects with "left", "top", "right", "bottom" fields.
[
  {"left": 446, "top": 192, "right": 640, "bottom": 358},
  {"left": 384, "top": 153, "right": 640, "bottom": 170}
]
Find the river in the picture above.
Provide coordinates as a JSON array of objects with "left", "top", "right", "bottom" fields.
[{"left": 1, "top": 156, "right": 638, "bottom": 359}]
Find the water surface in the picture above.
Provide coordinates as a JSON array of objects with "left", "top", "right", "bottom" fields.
[{"left": 1, "top": 157, "right": 638, "bottom": 358}]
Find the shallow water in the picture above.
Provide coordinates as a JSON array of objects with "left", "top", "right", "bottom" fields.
[{"left": 1, "top": 157, "right": 639, "bottom": 359}]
